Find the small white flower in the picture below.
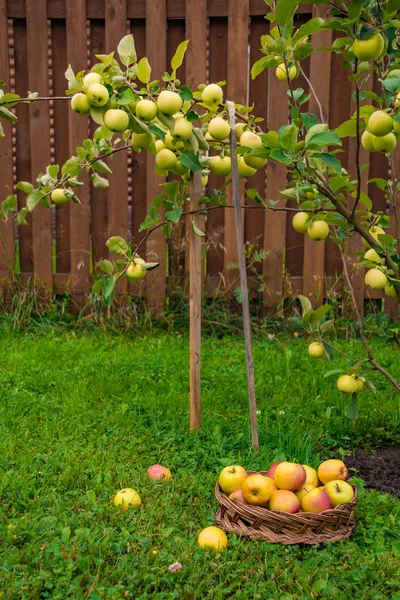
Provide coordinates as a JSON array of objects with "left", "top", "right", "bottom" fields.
[
  {"left": 279, "top": 410, "right": 285, "bottom": 415},
  {"left": 168, "top": 562, "right": 182, "bottom": 573},
  {"left": 256, "top": 410, "right": 261, "bottom": 416}
]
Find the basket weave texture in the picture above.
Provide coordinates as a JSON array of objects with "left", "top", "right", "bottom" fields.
[{"left": 215, "top": 472, "right": 358, "bottom": 545}]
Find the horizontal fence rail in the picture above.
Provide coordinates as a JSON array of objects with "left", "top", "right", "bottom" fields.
[{"left": 0, "top": 0, "right": 398, "bottom": 316}]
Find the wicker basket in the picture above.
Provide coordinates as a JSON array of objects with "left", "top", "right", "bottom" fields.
[{"left": 215, "top": 472, "right": 358, "bottom": 545}]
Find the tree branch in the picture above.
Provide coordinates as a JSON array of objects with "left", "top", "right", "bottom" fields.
[
  {"left": 299, "top": 65, "right": 324, "bottom": 124},
  {"left": 336, "top": 231, "right": 400, "bottom": 392}
]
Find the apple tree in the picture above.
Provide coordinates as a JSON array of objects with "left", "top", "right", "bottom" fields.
[{"left": 0, "top": 0, "right": 399, "bottom": 434}]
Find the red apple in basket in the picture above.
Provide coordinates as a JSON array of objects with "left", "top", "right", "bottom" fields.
[
  {"left": 266, "top": 461, "right": 282, "bottom": 479},
  {"left": 242, "top": 474, "right": 274, "bottom": 506},
  {"left": 229, "top": 489, "right": 248, "bottom": 504},
  {"left": 301, "top": 488, "right": 333, "bottom": 513},
  {"left": 274, "top": 462, "right": 307, "bottom": 491},
  {"left": 269, "top": 490, "right": 300, "bottom": 514}
]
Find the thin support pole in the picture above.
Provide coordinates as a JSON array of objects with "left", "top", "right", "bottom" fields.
[
  {"left": 189, "top": 170, "right": 202, "bottom": 429},
  {"left": 227, "top": 100, "right": 259, "bottom": 452}
]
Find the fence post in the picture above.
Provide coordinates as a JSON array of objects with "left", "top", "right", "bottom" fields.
[
  {"left": 227, "top": 101, "right": 259, "bottom": 452},
  {"left": 189, "top": 171, "right": 202, "bottom": 430}
]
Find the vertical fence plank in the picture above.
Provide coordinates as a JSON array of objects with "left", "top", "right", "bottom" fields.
[
  {"left": 167, "top": 19, "right": 186, "bottom": 289},
  {"left": 206, "top": 17, "right": 228, "bottom": 286},
  {"left": 51, "top": 19, "right": 71, "bottom": 275},
  {"left": 130, "top": 19, "right": 147, "bottom": 250},
  {"left": 189, "top": 171, "right": 202, "bottom": 429},
  {"left": 263, "top": 69, "right": 288, "bottom": 312},
  {"left": 145, "top": 0, "right": 167, "bottom": 314},
  {"left": 0, "top": 4, "right": 15, "bottom": 287},
  {"left": 90, "top": 19, "right": 108, "bottom": 269},
  {"left": 185, "top": 0, "right": 207, "bottom": 283},
  {"left": 247, "top": 16, "right": 268, "bottom": 276},
  {"left": 66, "top": 0, "right": 90, "bottom": 304},
  {"left": 224, "top": 0, "right": 249, "bottom": 288},
  {"left": 302, "top": 4, "right": 332, "bottom": 306},
  {"left": 105, "top": 0, "right": 128, "bottom": 293},
  {"left": 26, "top": 1, "right": 53, "bottom": 287},
  {"left": 13, "top": 19, "right": 33, "bottom": 274}
]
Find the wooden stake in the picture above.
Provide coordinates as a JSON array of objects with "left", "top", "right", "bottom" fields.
[
  {"left": 189, "top": 170, "right": 202, "bottom": 429},
  {"left": 227, "top": 101, "right": 259, "bottom": 452}
]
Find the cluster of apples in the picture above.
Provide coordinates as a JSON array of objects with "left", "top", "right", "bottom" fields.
[
  {"left": 66, "top": 75, "right": 270, "bottom": 189},
  {"left": 113, "top": 463, "right": 171, "bottom": 511},
  {"left": 361, "top": 226, "right": 397, "bottom": 298},
  {"left": 353, "top": 33, "right": 400, "bottom": 154},
  {"left": 218, "top": 459, "right": 354, "bottom": 515},
  {"left": 308, "top": 342, "right": 365, "bottom": 394},
  {"left": 292, "top": 212, "right": 329, "bottom": 241}
]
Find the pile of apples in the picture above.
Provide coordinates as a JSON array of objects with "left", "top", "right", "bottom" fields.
[{"left": 218, "top": 459, "right": 354, "bottom": 515}]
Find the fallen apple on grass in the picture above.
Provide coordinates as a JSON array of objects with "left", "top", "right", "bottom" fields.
[
  {"left": 113, "top": 488, "right": 141, "bottom": 511},
  {"left": 198, "top": 526, "right": 228, "bottom": 551},
  {"left": 147, "top": 464, "right": 171, "bottom": 481}
]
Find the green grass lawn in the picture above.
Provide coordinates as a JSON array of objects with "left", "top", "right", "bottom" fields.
[{"left": 0, "top": 330, "right": 399, "bottom": 599}]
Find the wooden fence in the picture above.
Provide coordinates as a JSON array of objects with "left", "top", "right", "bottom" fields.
[{"left": 0, "top": 0, "right": 398, "bottom": 316}]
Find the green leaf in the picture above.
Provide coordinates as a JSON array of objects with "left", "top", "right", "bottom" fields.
[
  {"left": 301, "top": 113, "right": 318, "bottom": 131},
  {"left": 165, "top": 208, "right": 183, "bottom": 223},
  {"left": 335, "top": 119, "right": 357, "bottom": 138},
  {"left": 279, "top": 124, "right": 298, "bottom": 151},
  {"left": 62, "top": 156, "right": 81, "bottom": 178},
  {"left": 382, "top": 76, "right": 400, "bottom": 92},
  {"left": 91, "top": 159, "right": 112, "bottom": 174},
  {"left": 310, "top": 304, "right": 331, "bottom": 328},
  {"left": 251, "top": 55, "right": 282, "bottom": 79},
  {"left": 270, "top": 149, "right": 292, "bottom": 165},
  {"left": 0, "top": 93, "right": 20, "bottom": 107},
  {"left": 106, "top": 236, "right": 129, "bottom": 255},
  {"left": 377, "top": 233, "right": 394, "bottom": 248},
  {"left": 1, "top": 195, "right": 17, "bottom": 217},
  {"left": 246, "top": 189, "right": 266, "bottom": 206},
  {"left": 90, "top": 106, "right": 106, "bottom": 125},
  {"left": 0, "top": 121, "right": 4, "bottom": 138},
  {"left": 192, "top": 221, "right": 206, "bottom": 237},
  {"left": 141, "top": 262, "right": 160, "bottom": 271},
  {"left": 274, "top": 0, "right": 299, "bottom": 37},
  {"left": 297, "top": 294, "right": 312, "bottom": 316},
  {"left": 117, "top": 34, "right": 137, "bottom": 66},
  {"left": 90, "top": 172, "right": 109, "bottom": 190},
  {"left": 292, "top": 17, "right": 324, "bottom": 44},
  {"left": 348, "top": 0, "right": 365, "bottom": 20},
  {"left": 180, "top": 151, "right": 202, "bottom": 172},
  {"left": 27, "top": 190, "right": 45, "bottom": 212},
  {"left": 100, "top": 259, "right": 114, "bottom": 274},
  {"left": 148, "top": 125, "right": 166, "bottom": 142},
  {"left": 0, "top": 106, "right": 18, "bottom": 122},
  {"left": 164, "top": 180, "right": 180, "bottom": 203},
  {"left": 316, "top": 152, "right": 342, "bottom": 174},
  {"left": 137, "top": 57, "right": 151, "bottom": 84},
  {"left": 320, "top": 319, "right": 334, "bottom": 333},
  {"left": 306, "top": 131, "right": 341, "bottom": 149},
  {"left": 16, "top": 206, "right": 29, "bottom": 225},
  {"left": 178, "top": 85, "right": 193, "bottom": 101},
  {"left": 305, "top": 123, "right": 328, "bottom": 144},
  {"left": 324, "top": 368, "right": 345, "bottom": 378},
  {"left": 47, "top": 164, "right": 59, "bottom": 179},
  {"left": 192, "top": 128, "right": 209, "bottom": 152},
  {"left": 103, "top": 276, "right": 115, "bottom": 299},
  {"left": 61, "top": 526, "right": 71, "bottom": 544},
  {"left": 17, "top": 181, "right": 34, "bottom": 194},
  {"left": 171, "top": 40, "right": 189, "bottom": 76},
  {"left": 346, "top": 393, "right": 358, "bottom": 421}
]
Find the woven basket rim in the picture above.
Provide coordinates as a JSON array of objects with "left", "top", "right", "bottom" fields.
[{"left": 215, "top": 470, "right": 358, "bottom": 545}]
